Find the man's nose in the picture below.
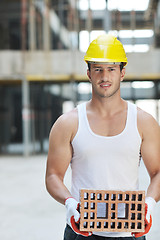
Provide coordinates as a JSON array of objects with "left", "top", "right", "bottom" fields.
[{"left": 101, "top": 69, "right": 109, "bottom": 81}]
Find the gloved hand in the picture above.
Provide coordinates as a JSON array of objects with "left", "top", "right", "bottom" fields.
[
  {"left": 65, "top": 197, "right": 92, "bottom": 237},
  {"left": 132, "top": 197, "right": 156, "bottom": 238}
]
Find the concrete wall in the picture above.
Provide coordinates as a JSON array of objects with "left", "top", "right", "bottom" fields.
[{"left": 0, "top": 49, "right": 160, "bottom": 81}]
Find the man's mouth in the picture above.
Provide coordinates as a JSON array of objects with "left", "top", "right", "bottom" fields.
[{"left": 100, "top": 82, "right": 111, "bottom": 88}]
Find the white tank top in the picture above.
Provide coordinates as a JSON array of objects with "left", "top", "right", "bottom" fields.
[{"left": 71, "top": 101, "right": 142, "bottom": 237}]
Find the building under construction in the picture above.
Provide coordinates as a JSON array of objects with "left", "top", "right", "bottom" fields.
[{"left": 0, "top": 0, "right": 160, "bottom": 155}]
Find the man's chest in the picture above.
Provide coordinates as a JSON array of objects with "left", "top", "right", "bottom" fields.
[{"left": 87, "top": 113, "right": 127, "bottom": 137}]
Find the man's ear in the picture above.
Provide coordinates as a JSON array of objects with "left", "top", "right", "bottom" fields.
[
  {"left": 87, "top": 69, "right": 92, "bottom": 82},
  {"left": 120, "top": 68, "right": 126, "bottom": 82}
]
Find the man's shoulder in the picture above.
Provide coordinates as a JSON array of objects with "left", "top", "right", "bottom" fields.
[
  {"left": 137, "top": 107, "right": 159, "bottom": 135},
  {"left": 55, "top": 107, "right": 78, "bottom": 127},
  {"left": 137, "top": 107, "right": 156, "bottom": 123},
  {"left": 50, "top": 107, "right": 78, "bottom": 137}
]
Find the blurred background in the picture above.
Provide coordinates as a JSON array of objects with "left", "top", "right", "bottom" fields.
[{"left": 0, "top": 0, "right": 160, "bottom": 239}]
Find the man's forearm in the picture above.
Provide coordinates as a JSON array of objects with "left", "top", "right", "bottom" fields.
[
  {"left": 46, "top": 174, "right": 72, "bottom": 205},
  {"left": 146, "top": 171, "right": 160, "bottom": 202}
]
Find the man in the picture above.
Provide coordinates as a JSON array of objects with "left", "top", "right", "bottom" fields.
[{"left": 46, "top": 34, "right": 160, "bottom": 240}]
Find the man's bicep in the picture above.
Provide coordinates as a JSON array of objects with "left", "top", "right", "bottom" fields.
[
  {"left": 141, "top": 118, "right": 160, "bottom": 177},
  {"left": 46, "top": 120, "right": 73, "bottom": 179}
]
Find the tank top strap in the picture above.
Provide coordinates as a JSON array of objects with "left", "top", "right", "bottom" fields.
[
  {"left": 126, "top": 101, "right": 139, "bottom": 134},
  {"left": 77, "top": 102, "right": 87, "bottom": 129}
]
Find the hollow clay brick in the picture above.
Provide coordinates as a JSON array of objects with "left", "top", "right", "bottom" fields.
[{"left": 80, "top": 189, "right": 145, "bottom": 232}]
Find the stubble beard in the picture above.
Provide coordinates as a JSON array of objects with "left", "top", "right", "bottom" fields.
[{"left": 93, "top": 82, "right": 121, "bottom": 99}]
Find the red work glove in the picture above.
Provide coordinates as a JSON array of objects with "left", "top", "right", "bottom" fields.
[
  {"left": 65, "top": 197, "right": 92, "bottom": 237},
  {"left": 132, "top": 197, "right": 156, "bottom": 238}
]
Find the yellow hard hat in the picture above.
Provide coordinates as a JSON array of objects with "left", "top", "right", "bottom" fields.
[{"left": 84, "top": 34, "right": 128, "bottom": 66}]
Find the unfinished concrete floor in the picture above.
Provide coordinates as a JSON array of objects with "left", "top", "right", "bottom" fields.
[{"left": 0, "top": 155, "right": 159, "bottom": 240}]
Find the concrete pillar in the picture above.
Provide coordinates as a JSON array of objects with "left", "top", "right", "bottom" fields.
[
  {"left": 21, "top": 0, "right": 31, "bottom": 156},
  {"left": 22, "top": 78, "right": 31, "bottom": 156},
  {"left": 29, "top": 0, "right": 36, "bottom": 50},
  {"left": 116, "top": 10, "right": 122, "bottom": 32},
  {"left": 86, "top": 0, "right": 92, "bottom": 43},
  {"left": 74, "top": 0, "right": 80, "bottom": 49},
  {"left": 43, "top": 0, "right": 51, "bottom": 51},
  {"left": 130, "top": 10, "right": 136, "bottom": 46},
  {"left": 21, "top": 0, "right": 27, "bottom": 51},
  {"left": 70, "top": 81, "right": 78, "bottom": 107},
  {"left": 104, "top": 0, "right": 111, "bottom": 33}
]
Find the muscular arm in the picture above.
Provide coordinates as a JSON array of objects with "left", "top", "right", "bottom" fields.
[
  {"left": 45, "top": 110, "right": 77, "bottom": 205},
  {"left": 139, "top": 109, "right": 160, "bottom": 202}
]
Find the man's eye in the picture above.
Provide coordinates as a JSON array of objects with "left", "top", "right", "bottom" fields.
[
  {"left": 95, "top": 68, "right": 102, "bottom": 72},
  {"left": 111, "top": 68, "right": 116, "bottom": 72}
]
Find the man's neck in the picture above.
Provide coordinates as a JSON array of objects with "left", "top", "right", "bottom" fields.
[{"left": 88, "top": 97, "right": 126, "bottom": 117}]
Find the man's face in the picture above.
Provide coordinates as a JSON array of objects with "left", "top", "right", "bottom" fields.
[{"left": 87, "top": 63, "right": 125, "bottom": 99}]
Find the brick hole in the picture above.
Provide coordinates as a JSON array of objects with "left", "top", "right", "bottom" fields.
[
  {"left": 131, "top": 203, "right": 135, "bottom": 210},
  {"left": 131, "top": 222, "right": 135, "bottom": 229},
  {"left": 84, "top": 202, "right": 88, "bottom": 209},
  {"left": 131, "top": 213, "right": 135, "bottom": 220},
  {"left": 84, "top": 212, "right": 88, "bottom": 219},
  {"left": 97, "top": 193, "right": 102, "bottom": 200},
  {"left": 111, "top": 212, "right": 115, "bottom": 219},
  {"left": 104, "top": 193, "right": 109, "bottom": 200},
  {"left": 137, "top": 204, "right": 142, "bottom": 211},
  {"left": 124, "top": 222, "right": 129, "bottom": 229},
  {"left": 111, "top": 194, "right": 116, "bottom": 200},
  {"left": 118, "top": 194, "right": 123, "bottom": 200},
  {"left": 97, "top": 202, "right": 108, "bottom": 219},
  {"left": 137, "top": 222, "right": 142, "bottom": 229},
  {"left": 90, "top": 202, "right": 95, "bottom": 209},
  {"left": 138, "top": 194, "right": 142, "bottom": 201},
  {"left": 104, "top": 222, "right": 108, "bottom": 228},
  {"left": 137, "top": 213, "right": 142, "bottom": 220},
  {"left": 118, "top": 203, "right": 129, "bottom": 219},
  {"left": 132, "top": 194, "right": 136, "bottom": 201},
  {"left": 111, "top": 203, "right": 115, "bottom": 210},
  {"left": 97, "top": 222, "right": 101, "bottom": 228},
  {"left": 111, "top": 222, "right": 115, "bottom": 229},
  {"left": 90, "top": 193, "right": 95, "bottom": 200},
  {"left": 90, "top": 212, "right": 95, "bottom": 219},
  {"left": 117, "top": 222, "right": 122, "bottom": 229},
  {"left": 84, "top": 192, "right": 88, "bottom": 200},
  {"left": 83, "top": 222, "right": 88, "bottom": 228},
  {"left": 125, "top": 194, "right": 129, "bottom": 201},
  {"left": 90, "top": 222, "right": 94, "bottom": 228}
]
